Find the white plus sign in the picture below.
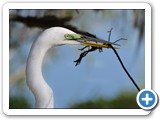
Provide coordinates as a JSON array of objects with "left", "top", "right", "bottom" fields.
[{"left": 141, "top": 93, "right": 153, "bottom": 105}]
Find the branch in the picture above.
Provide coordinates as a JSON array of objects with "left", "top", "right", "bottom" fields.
[
  {"left": 10, "top": 14, "right": 97, "bottom": 38},
  {"left": 109, "top": 45, "right": 140, "bottom": 91},
  {"left": 10, "top": 15, "right": 72, "bottom": 29}
]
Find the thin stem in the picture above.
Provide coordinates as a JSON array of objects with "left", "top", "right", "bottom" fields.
[
  {"left": 107, "top": 28, "right": 113, "bottom": 42},
  {"left": 113, "top": 38, "right": 127, "bottom": 44},
  {"left": 110, "top": 45, "right": 140, "bottom": 91}
]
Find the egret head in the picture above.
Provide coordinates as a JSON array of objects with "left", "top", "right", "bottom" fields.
[
  {"left": 50, "top": 27, "right": 81, "bottom": 45},
  {"left": 38, "top": 27, "right": 81, "bottom": 47}
]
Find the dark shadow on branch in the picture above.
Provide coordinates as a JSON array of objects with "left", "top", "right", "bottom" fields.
[
  {"left": 10, "top": 15, "right": 72, "bottom": 29},
  {"left": 10, "top": 14, "right": 97, "bottom": 38}
]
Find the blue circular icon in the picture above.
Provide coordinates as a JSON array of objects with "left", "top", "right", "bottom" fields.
[{"left": 136, "top": 89, "right": 158, "bottom": 110}]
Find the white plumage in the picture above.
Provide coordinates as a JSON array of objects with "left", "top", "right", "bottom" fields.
[{"left": 26, "top": 27, "right": 80, "bottom": 108}]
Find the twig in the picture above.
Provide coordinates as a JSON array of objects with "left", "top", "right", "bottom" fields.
[
  {"left": 107, "top": 28, "right": 113, "bottom": 42},
  {"left": 109, "top": 45, "right": 140, "bottom": 91},
  {"left": 113, "top": 38, "right": 127, "bottom": 44},
  {"left": 74, "top": 47, "right": 98, "bottom": 66}
]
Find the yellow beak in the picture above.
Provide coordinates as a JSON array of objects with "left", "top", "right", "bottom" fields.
[{"left": 81, "top": 41, "right": 119, "bottom": 49}]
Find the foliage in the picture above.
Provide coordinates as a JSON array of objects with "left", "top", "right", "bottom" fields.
[
  {"left": 9, "top": 92, "right": 139, "bottom": 109},
  {"left": 9, "top": 96, "right": 31, "bottom": 109},
  {"left": 70, "top": 92, "right": 139, "bottom": 109}
]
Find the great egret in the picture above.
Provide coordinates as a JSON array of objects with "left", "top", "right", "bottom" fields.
[
  {"left": 26, "top": 27, "right": 81, "bottom": 108},
  {"left": 26, "top": 27, "right": 140, "bottom": 108}
]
